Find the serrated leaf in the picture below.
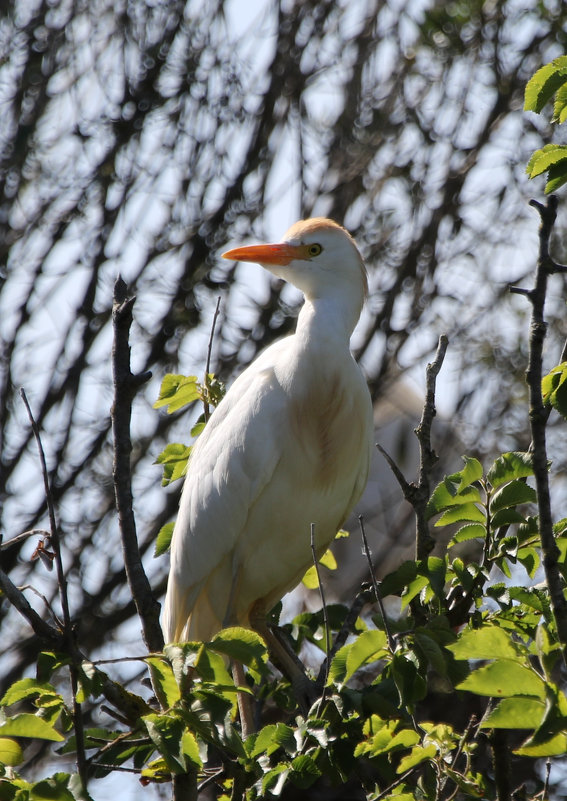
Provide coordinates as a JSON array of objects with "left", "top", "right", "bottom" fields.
[
  {"left": 145, "top": 658, "right": 181, "bottom": 708},
  {"left": 0, "top": 737, "right": 24, "bottom": 766},
  {"left": 486, "top": 452, "right": 533, "bottom": 489},
  {"left": 1, "top": 679, "right": 59, "bottom": 707},
  {"left": 542, "top": 362, "right": 567, "bottom": 419},
  {"left": 451, "top": 523, "right": 486, "bottom": 544},
  {"left": 553, "top": 83, "right": 567, "bottom": 123},
  {"left": 515, "top": 731, "right": 567, "bottom": 757},
  {"left": 490, "top": 508, "right": 526, "bottom": 528},
  {"left": 490, "top": 480, "right": 537, "bottom": 513},
  {"left": 153, "top": 374, "right": 201, "bottom": 413},
  {"left": 396, "top": 743, "right": 437, "bottom": 773},
  {"left": 526, "top": 144, "right": 567, "bottom": 178},
  {"left": 447, "top": 625, "right": 522, "bottom": 661},
  {"left": 289, "top": 753, "right": 321, "bottom": 788},
  {"left": 524, "top": 57, "right": 567, "bottom": 114},
  {"left": 426, "top": 478, "right": 481, "bottom": 519},
  {"left": 457, "top": 660, "right": 546, "bottom": 700},
  {"left": 480, "top": 697, "right": 546, "bottom": 730},
  {"left": 328, "top": 630, "right": 388, "bottom": 685},
  {"left": 0, "top": 714, "right": 64, "bottom": 742},
  {"left": 457, "top": 456, "right": 483, "bottom": 491},
  {"left": 434, "top": 502, "right": 485, "bottom": 527},
  {"left": 208, "top": 627, "right": 267, "bottom": 671},
  {"left": 30, "top": 774, "right": 76, "bottom": 801},
  {"left": 154, "top": 443, "right": 191, "bottom": 486},
  {"left": 154, "top": 522, "right": 174, "bottom": 557},
  {"left": 545, "top": 159, "right": 567, "bottom": 193}
]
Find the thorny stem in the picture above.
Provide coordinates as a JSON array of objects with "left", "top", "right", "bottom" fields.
[
  {"left": 19, "top": 389, "right": 88, "bottom": 790},
  {"left": 517, "top": 197, "right": 567, "bottom": 668}
]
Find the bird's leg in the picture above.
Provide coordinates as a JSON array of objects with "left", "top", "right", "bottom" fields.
[
  {"left": 249, "top": 602, "right": 318, "bottom": 714},
  {"left": 231, "top": 659, "right": 255, "bottom": 739}
]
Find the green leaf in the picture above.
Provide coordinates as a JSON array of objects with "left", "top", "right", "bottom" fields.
[
  {"left": 490, "top": 508, "right": 526, "bottom": 528},
  {"left": 544, "top": 159, "right": 567, "bottom": 193},
  {"left": 553, "top": 82, "right": 567, "bottom": 123},
  {"left": 490, "top": 480, "right": 537, "bottom": 513},
  {"left": 154, "top": 443, "right": 192, "bottom": 486},
  {"left": 0, "top": 737, "right": 24, "bottom": 767},
  {"left": 434, "top": 502, "right": 485, "bottom": 527},
  {"left": 328, "top": 630, "right": 388, "bottom": 685},
  {"left": 480, "top": 697, "right": 546, "bottom": 730},
  {"left": 515, "top": 731, "right": 567, "bottom": 757},
  {"left": 447, "top": 625, "right": 523, "bottom": 661},
  {"left": 486, "top": 452, "right": 533, "bottom": 489},
  {"left": 451, "top": 523, "right": 486, "bottom": 544},
  {"left": 526, "top": 143, "right": 567, "bottom": 178},
  {"left": 208, "top": 627, "right": 267, "bottom": 671},
  {"left": 154, "top": 522, "right": 175, "bottom": 557},
  {"left": 302, "top": 547, "right": 337, "bottom": 588},
  {"left": 0, "top": 714, "right": 64, "bottom": 742},
  {"left": 143, "top": 712, "right": 202, "bottom": 773},
  {"left": 426, "top": 477, "right": 482, "bottom": 519},
  {"left": 391, "top": 655, "right": 427, "bottom": 705},
  {"left": 396, "top": 743, "right": 437, "bottom": 773},
  {"left": 379, "top": 561, "right": 417, "bottom": 597},
  {"left": 145, "top": 658, "right": 181, "bottom": 708},
  {"left": 457, "top": 660, "right": 547, "bottom": 700},
  {"left": 289, "top": 754, "right": 321, "bottom": 789},
  {"left": 1, "top": 679, "right": 59, "bottom": 707},
  {"left": 153, "top": 374, "right": 201, "bottom": 413},
  {"left": 30, "top": 774, "right": 76, "bottom": 801},
  {"left": 195, "top": 647, "right": 234, "bottom": 687},
  {"left": 524, "top": 57, "right": 567, "bottom": 114},
  {"left": 542, "top": 362, "right": 567, "bottom": 419},
  {"left": 457, "top": 456, "right": 483, "bottom": 491}
]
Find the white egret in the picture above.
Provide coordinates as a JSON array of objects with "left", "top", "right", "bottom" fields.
[{"left": 162, "top": 218, "right": 373, "bottom": 685}]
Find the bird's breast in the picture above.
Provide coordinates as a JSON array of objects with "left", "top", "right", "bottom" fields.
[{"left": 287, "top": 365, "right": 369, "bottom": 490}]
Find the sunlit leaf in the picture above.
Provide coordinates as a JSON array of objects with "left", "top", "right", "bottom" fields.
[
  {"left": 154, "top": 522, "right": 175, "bottom": 557},
  {"left": 457, "top": 661, "right": 547, "bottom": 700},
  {"left": 447, "top": 625, "right": 523, "bottom": 661},
  {"left": 0, "top": 714, "right": 64, "bottom": 742},
  {"left": 480, "top": 697, "right": 546, "bottom": 729}
]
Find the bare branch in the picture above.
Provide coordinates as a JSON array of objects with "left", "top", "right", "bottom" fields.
[
  {"left": 521, "top": 197, "right": 567, "bottom": 668},
  {"left": 111, "top": 276, "right": 163, "bottom": 655}
]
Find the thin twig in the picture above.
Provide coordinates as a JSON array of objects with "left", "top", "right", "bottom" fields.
[
  {"left": 358, "top": 516, "right": 395, "bottom": 651},
  {"left": 0, "top": 528, "right": 52, "bottom": 550},
  {"left": 111, "top": 277, "right": 163, "bottom": 655},
  {"left": 203, "top": 295, "right": 222, "bottom": 422},
  {"left": 316, "top": 585, "right": 373, "bottom": 686},
  {"left": 310, "top": 523, "right": 330, "bottom": 685},
  {"left": 20, "top": 389, "right": 88, "bottom": 790}
]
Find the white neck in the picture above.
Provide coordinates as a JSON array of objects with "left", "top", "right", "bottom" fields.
[{"left": 295, "top": 288, "right": 364, "bottom": 349}]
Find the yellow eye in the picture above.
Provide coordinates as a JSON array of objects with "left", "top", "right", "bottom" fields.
[{"left": 307, "top": 243, "right": 322, "bottom": 257}]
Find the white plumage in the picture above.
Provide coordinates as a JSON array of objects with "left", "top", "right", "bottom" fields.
[{"left": 162, "top": 218, "right": 373, "bottom": 644}]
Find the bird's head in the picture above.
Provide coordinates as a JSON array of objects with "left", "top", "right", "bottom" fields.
[{"left": 222, "top": 218, "right": 368, "bottom": 305}]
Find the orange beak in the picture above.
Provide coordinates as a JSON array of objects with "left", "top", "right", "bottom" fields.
[{"left": 222, "top": 243, "right": 301, "bottom": 266}]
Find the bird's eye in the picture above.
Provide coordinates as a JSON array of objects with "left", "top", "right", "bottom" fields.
[{"left": 307, "top": 243, "right": 322, "bottom": 257}]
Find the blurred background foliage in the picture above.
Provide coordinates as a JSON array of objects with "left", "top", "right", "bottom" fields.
[{"left": 1, "top": 0, "right": 567, "bottom": 787}]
